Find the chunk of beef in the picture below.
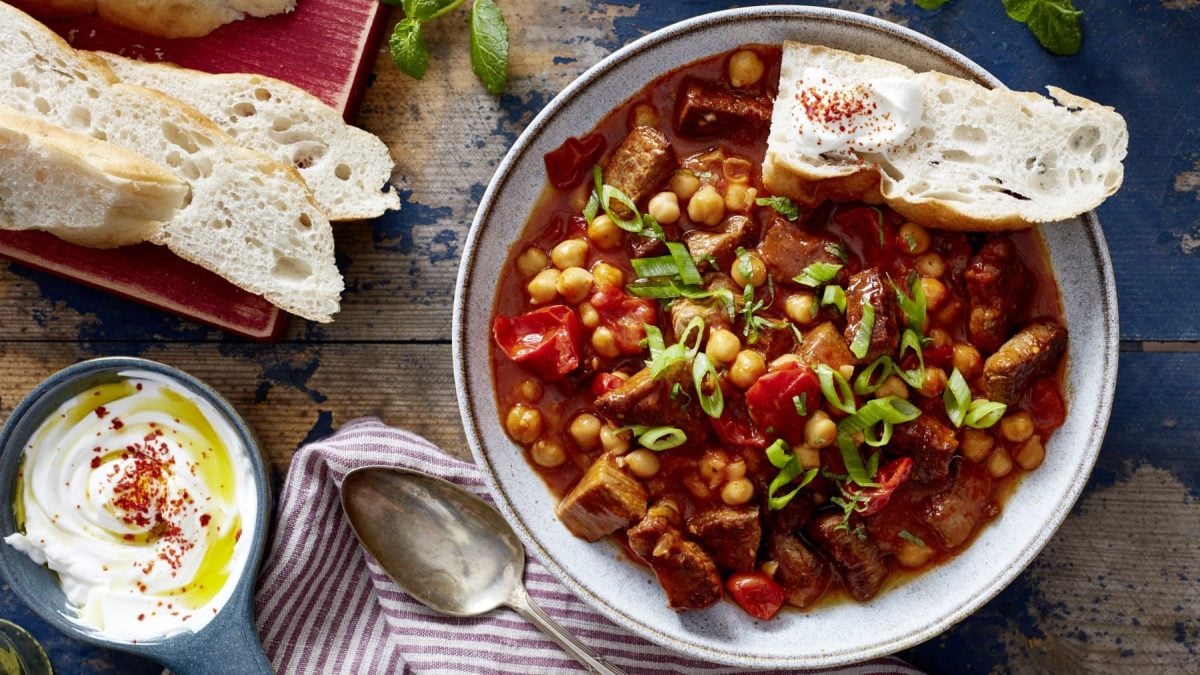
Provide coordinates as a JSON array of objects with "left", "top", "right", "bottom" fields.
[
  {"left": 890, "top": 416, "right": 959, "bottom": 483},
  {"left": 843, "top": 268, "right": 899, "bottom": 363},
  {"left": 683, "top": 215, "right": 752, "bottom": 268},
  {"left": 628, "top": 501, "right": 722, "bottom": 610},
  {"left": 556, "top": 452, "right": 648, "bottom": 541},
  {"left": 917, "top": 460, "right": 995, "bottom": 549},
  {"left": 796, "top": 321, "right": 856, "bottom": 371},
  {"left": 769, "top": 532, "right": 831, "bottom": 608},
  {"left": 983, "top": 320, "right": 1068, "bottom": 404},
  {"left": 806, "top": 513, "right": 889, "bottom": 602},
  {"left": 670, "top": 296, "right": 732, "bottom": 343},
  {"left": 965, "top": 236, "right": 1028, "bottom": 354},
  {"left": 686, "top": 506, "right": 761, "bottom": 571},
  {"left": 602, "top": 126, "right": 675, "bottom": 218},
  {"left": 594, "top": 366, "right": 707, "bottom": 441},
  {"left": 757, "top": 216, "right": 842, "bottom": 282},
  {"left": 675, "top": 79, "right": 773, "bottom": 138}
]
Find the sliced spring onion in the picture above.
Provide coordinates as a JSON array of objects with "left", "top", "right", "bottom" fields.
[
  {"left": 854, "top": 355, "right": 894, "bottom": 395},
  {"left": 965, "top": 399, "right": 1007, "bottom": 429},
  {"left": 755, "top": 195, "right": 799, "bottom": 220},
  {"left": 630, "top": 255, "right": 680, "bottom": 279},
  {"left": 849, "top": 302, "right": 876, "bottom": 360},
  {"left": 873, "top": 208, "right": 886, "bottom": 247},
  {"left": 666, "top": 242, "right": 703, "bottom": 286},
  {"left": 826, "top": 242, "right": 849, "bottom": 263},
  {"left": 793, "top": 392, "right": 808, "bottom": 417},
  {"left": 627, "top": 277, "right": 689, "bottom": 299},
  {"left": 838, "top": 396, "right": 921, "bottom": 449},
  {"left": 821, "top": 284, "right": 846, "bottom": 314},
  {"left": 582, "top": 189, "right": 599, "bottom": 224},
  {"left": 692, "top": 352, "right": 724, "bottom": 418},
  {"left": 734, "top": 248, "right": 754, "bottom": 282},
  {"left": 816, "top": 364, "right": 856, "bottom": 415},
  {"left": 897, "top": 329, "right": 926, "bottom": 388},
  {"left": 642, "top": 324, "right": 666, "bottom": 361},
  {"left": 892, "top": 273, "right": 927, "bottom": 335},
  {"left": 768, "top": 464, "right": 818, "bottom": 510},
  {"left": 678, "top": 316, "right": 705, "bottom": 358},
  {"left": 592, "top": 165, "right": 644, "bottom": 233},
  {"left": 669, "top": 382, "right": 691, "bottom": 405},
  {"left": 835, "top": 434, "right": 878, "bottom": 487},
  {"left": 943, "top": 367, "right": 971, "bottom": 427},
  {"left": 644, "top": 214, "right": 667, "bottom": 241},
  {"left": 635, "top": 426, "right": 688, "bottom": 451},
  {"left": 645, "top": 317, "right": 705, "bottom": 380},
  {"left": 898, "top": 530, "right": 927, "bottom": 548},
  {"left": 793, "top": 262, "right": 843, "bottom": 288},
  {"left": 765, "top": 438, "right": 791, "bottom": 469}
]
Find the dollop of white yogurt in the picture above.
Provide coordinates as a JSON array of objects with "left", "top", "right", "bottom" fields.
[{"left": 788, "top": 66, "right": 924, "bottom": 156}]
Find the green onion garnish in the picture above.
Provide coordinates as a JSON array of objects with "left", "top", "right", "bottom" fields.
[
  {"left": 793, "top": 392, "right": 808, "bottom": 417},
  {"left": 816, "top": 364, "right": 856, "bottom": 415},
  {"left": 835, "top": 434, "right": 878, "bottom": 487},
  {"left": 854, "top": 355, "right": 894, "bottom": 395},
  {"left": 630, "top": 255, "right": 680, "bottom": 279},
  {"left": 592, "top": 165, "right": 643, "bottom": 233},
  {"left": 765, "top": 438, "right": 792, "bottom": 469},
  {"left": 821, "top": 284, "right": 846, "bottom": 314},
  {"left": 642, "top": 324, "right": 666, "bottom": 361},
  {"left": 692, "top": 352, "right": 724, "bottom": 418},
  {"left": 838, "top": 396, "right": 921, "bottom": 449},
  {"left": 897, "top": 329, "right": 926, "bottom": 388},
  {"left": 755, "top": 196, "right": 800, "bottom": 220},
  {"left": 873, "top": 208, "right": 886, "bottom": 247},
  {"left": 583, "top": 190, "right": 599, "bottom": 224},
  {"left": 964, "top": 399, "right": 1007, "bottom": 429},
  {"left": 849, "top": 302, "right": 875, "bottom": 360},
  {"left": 793, "top": 262, "right": 843, "bottom": 288},
  {"left": 943, "top": 367, "right": 971, "bottom": 427},
  {"left": 632, "top": 425, "right": 687, "bottom": 451},
  {"left": 898, "top": 530, "right": 927, "bottom": 548},
  {"left": 892, "top": 273, "right": 927, "bottom": 335},
  {"left": 826, "top": 242, "right": 849, "bottom": 263},
  {"left": 666, "top": 242, "right": 703, "bottom": 286},
  {"left": 764, "top": 439, "right": 817, "bottom": 510},
  {"left": 644, "top": 317, "right": 704, "bottom": 379}
]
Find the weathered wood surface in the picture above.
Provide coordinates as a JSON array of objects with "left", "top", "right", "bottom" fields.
[{"left": 1, "top": 1, "right": 1198, "bottom": 673}]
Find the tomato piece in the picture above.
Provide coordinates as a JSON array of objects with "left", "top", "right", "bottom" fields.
[
  {"left": 492, "top": 305, "right": 583, "bottom": 382},
  {"left": 1029, "top": 378, "right": 1066, "bottom": 437},
  {"left": 543, "top": 132, "right": 606, "bottom": 189},
  {"left": 590, "top": 372, "right": 624, "bottom": 397},
  {"left": 590, "top": 288, "right": 657, "bottom": 355},
  {"left": 832, "top": 205, "right": 900, "bottom": 269},
  {"left": 726, "top": 572, "right": 786, "bottom": 620},
  {"left": 744, "top": 364, "right": 820, "bottom": 445},
  {"left": 849, "top": 457, "right": 914, "bottom": 516},
  {"left": 898, "top": 345, "right": 953, "bottom": 372},
  {"left": 712, "top": 386, "right": 769, "bottom": 449}
]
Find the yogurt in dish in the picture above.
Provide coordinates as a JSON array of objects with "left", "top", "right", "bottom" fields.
[
  {"left": 786, "top": 66, "right": 923, "bottom": 155},
  {"left": 4, "top": 371, "right": 257, "bottom": 642}
]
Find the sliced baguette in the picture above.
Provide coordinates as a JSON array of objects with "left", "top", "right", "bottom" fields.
[
  {"left": 0, "top": 103, "right": 186, "bottom": 247},
  {"left": 765, "top": 41, "right": 1128, "bottom": 231},
  {"left": 97, "top": 52, "right": 400, "bottom": 221},
  {"left": 0, "top": 3, "right": 342, "bottom": 322}
]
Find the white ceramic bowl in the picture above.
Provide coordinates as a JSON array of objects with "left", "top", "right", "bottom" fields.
[{"left": 454, "top": 6, "right": 1118, "bottom": 668}]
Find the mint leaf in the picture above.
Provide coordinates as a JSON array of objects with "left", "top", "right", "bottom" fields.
[
  {"left": 403, "top": 0, "right": 465, "bottom": 21},
  {"left": 470, "top": 0, "right": 509, "bottom": 94},
  {"left": 915, "top": 0, "right": 952, "bottom": 8},
  {"left": 755, "top": 196, "right": 799, "bottom": 220},
  {"left": 389, "top": 18, "right": 430, "bottom": 80},
  {"left": 1002, "top": 0, "right": 1083, "bottom": 56}
]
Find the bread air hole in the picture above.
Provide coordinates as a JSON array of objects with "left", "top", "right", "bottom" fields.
[
  {"left": 1068, "top": 125, "right": 1100, "bottom": 152},
  {"left": 1092, "top": 144, "right": 1108, "bottom": 163},
  {"left": 162, "top": 122, "right": 201, "bottom": 154},
  {"left": 272, "top": 117, "right": 293, "bottom": 132},
  {"left": 33, "top": 97, "right": 49, "bottom": 114},
  {"left": 937, "top": 90, "right": 954, "bottom": 104},
  {"left": 271, "top": 252, "right": 312, "bottom": 282},
  {"left": 67, "top": 106, "right": 90, "bottom": 129},
  {"left": 298, "top": 213, "right": 313, "bottom": 229},
  {"left": 10, "top": 72, "right": 28, "bottom": 89},
  {"left": 254, "top": 87, "right": 272, "bottom": 101},
  {"left": 232, "top": 102, "right": 256, "bottom": 117},
  {"left": 920, "top": 190, "right": 973, "bottom": 203},
  {"left": 951, "top": 125, "right": 988, "bottom": 145},
  {"left": 941, "top": 149, "right": 983, "bottom": 164}
]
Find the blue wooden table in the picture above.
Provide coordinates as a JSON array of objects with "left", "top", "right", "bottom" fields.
[{"left": 1, "top": 1, "right": 1197, "bottom": 672}]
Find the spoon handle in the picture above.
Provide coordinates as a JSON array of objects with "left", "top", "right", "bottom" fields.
[{"left": 507, "top": 584, "right": 626, "bottom": 675}]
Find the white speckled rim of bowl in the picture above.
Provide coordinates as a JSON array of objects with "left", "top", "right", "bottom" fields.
[{"left": 453, "top": 6, "right": 1118, "bottom": 668}]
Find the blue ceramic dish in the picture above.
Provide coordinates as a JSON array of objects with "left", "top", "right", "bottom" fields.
[{"left": 0, "top": 357, "right": 273, "bottom": 674}]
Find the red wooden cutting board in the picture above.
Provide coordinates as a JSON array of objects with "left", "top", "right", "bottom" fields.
[{"left": 0, "top": 0, "right": 392, "bottom": 339}]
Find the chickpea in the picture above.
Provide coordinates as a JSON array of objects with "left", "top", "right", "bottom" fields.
[
  {"left": 916, "top": 252, "right": 946, "bottom": 278},
  {"left": 551, "top": 238, "right": 589, "bottom": 270},
  {"left": 918, "top": 366, "right": 948, "bottom": 397},
  {"left": 839, "top": 364, "right": 856, "bottom": 381},
  {"left": 516, "top": 247, "right": 549, "bottom": 278},
  {"left": 526, "top": 268, "right": 560, "bottom": 304},
  {"left": 928, "top": 327, "right": 953, "bottom": 349},
  {"left": 514, "top": 379, "right": 544, "bottom": 403},
  {"left": 721, "top": 478, "right": 755, "bottom": 506},
  {"left": 987, "top": 446, "right": 1013, "bottom": 478},
  {"left": 705, "top": 328, "right": 741, "bottom": 364},
  {"left": 530, "top": 439, "right": 566, "bottom": 468},
  {"left": 568, "top": 184, "right": 590, "bottom": 213},
  {"left": 724, "top": 183, "right": 757, "bottom": 213},
  {"left": 805, "top": 411, "right": 837, "bottom": 448},
  {"left": 898, "top": 222, "right": 931, "bottom": 255},
  {"left": 685, "top": 474, "right": 711, "bottom": 499},
  {"left": 631, "top": 103, "right": 658, "bottom": 128},
  {"left": 687, "top": 185, "right": 725, "bottom": 226},
  {"left": 587, "top": 214, "right": 623, "bottom": 251},
  {"left": 728, "top": 49, "right": 765, "bottom": 88},
  {"left": 505, "top": 404, "right": 543, "bottom": 444},
  {"left": 875, "top": 375, "right": 909, "bottom": 399},
  {"left": 770, "top": 354, "right": 802, "bottom": 371},
  {"left": 578, "top": 302, "right": 600, "bottom": 329},
  {"left": 953, "top": 343, "right": 983, "bottom": 379},
  {"left": 646, "top": 191, "right": 681, "bottom": 225},
  {"left": 730, "top": 350, "right": 767, "bottom": 389},
  {"left": 1000, "top": 412, "right": 1035, "bottom": 443},
  {"left": 699, "top": 450, "right": 729, "bottom": 485},
  {"left": 670, "top": 170, "right": 701, "bottom": 202},
  {"left": 896, "top": 540, "right": 934, "bottom": 568},
  {"left": 591, "top": 262, "right": 624, "bottom": 290},
  {"left": 1015, "top": 435, "right": 1046, "bottom": 470},
  {"left": 921, "top": 277, "right": 948, "bottom": 311},
  {"left": 624, "top": 448, "right": 661, "bottom": 478},
  {"left": 961, "top": 428, "right": 995, "bottom": 462},
  {"left": 591, "top": 326, "right": 620, "bottom": 358},
  {"left": 568, "top": 413, "right": 602, "bottom": 450},
  {"left": 796, "top": 445, "right": 821, "bottom": 469},
  {"left": 785, "top": 293, "right": 818, "bottom": 325},
  {"left": 556, "top": 267, "right": 594, "bottom": 304},
  {"left": 726, "top": 460, "right": 747, "bottom": 481},
  {"left": 761, "top": 560, "right": 780, "bottom": 577},
  {"left": 731, "top": 253, "right": 767, "bottom": 288},
  {"left": 600, "top": 424, "right": 631, "bottom": 454}
]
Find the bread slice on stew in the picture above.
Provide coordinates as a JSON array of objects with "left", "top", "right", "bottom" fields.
[
  {"left": 97, "top": 52, "right": 400, "bottom": 221},
  {"left": 0, "top": 103, "right": 187, "bottom": 247},
  {"left": 0, "top": 3, "right": 343, "bottom": 322},
  {"left": 764, "top": 41, "right": 1128, "bottom": 231},
  {"left": 9, "top": 0, "right": 297, "bottom": 38}
]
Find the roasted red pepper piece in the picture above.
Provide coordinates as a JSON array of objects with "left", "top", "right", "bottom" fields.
[
  {"left": 1029, "top": 378, "right": 1066, "bottom": 437},
  {"left": 726, "top": 571, "right": 786, "bottom": 620},
  {"left": 543, "top": 133, "right": 606, "bottom": 189},
  {"left": 850, "top": 457, "right": 914, "bottom": 517},
  {"left": 712, "top": 385, "right": 768, "bottom": 449},
  {"left": 492, "top": 305, "right": 583, "bottom": 381},
  {"left": 744, "top": 363, "right": 820, "bottom": 446},
  {"left": 590, "top": 288, "right": 657, "bottom": 355},
  {"left": 590, "top": 372, "right": 624, "bottom": 397},
  {"left": 833, "top": 205, "right": 900, "bottom": 269}
]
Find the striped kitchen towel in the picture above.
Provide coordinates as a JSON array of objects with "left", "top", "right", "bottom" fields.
[{"left": 254, "top": 417, "right": 924, "bottom": 675}]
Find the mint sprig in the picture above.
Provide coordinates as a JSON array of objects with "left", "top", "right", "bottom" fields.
[
  {"left": 915, "top": 0, "right": 1083, "bottom": 56},
  {"left": 383, "top": 0, "right": 510, "bottom": 94}
]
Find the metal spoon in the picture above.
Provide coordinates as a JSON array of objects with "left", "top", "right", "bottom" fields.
[{"left": 340, "top": 466, "right": 624, "bottom": 675}]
